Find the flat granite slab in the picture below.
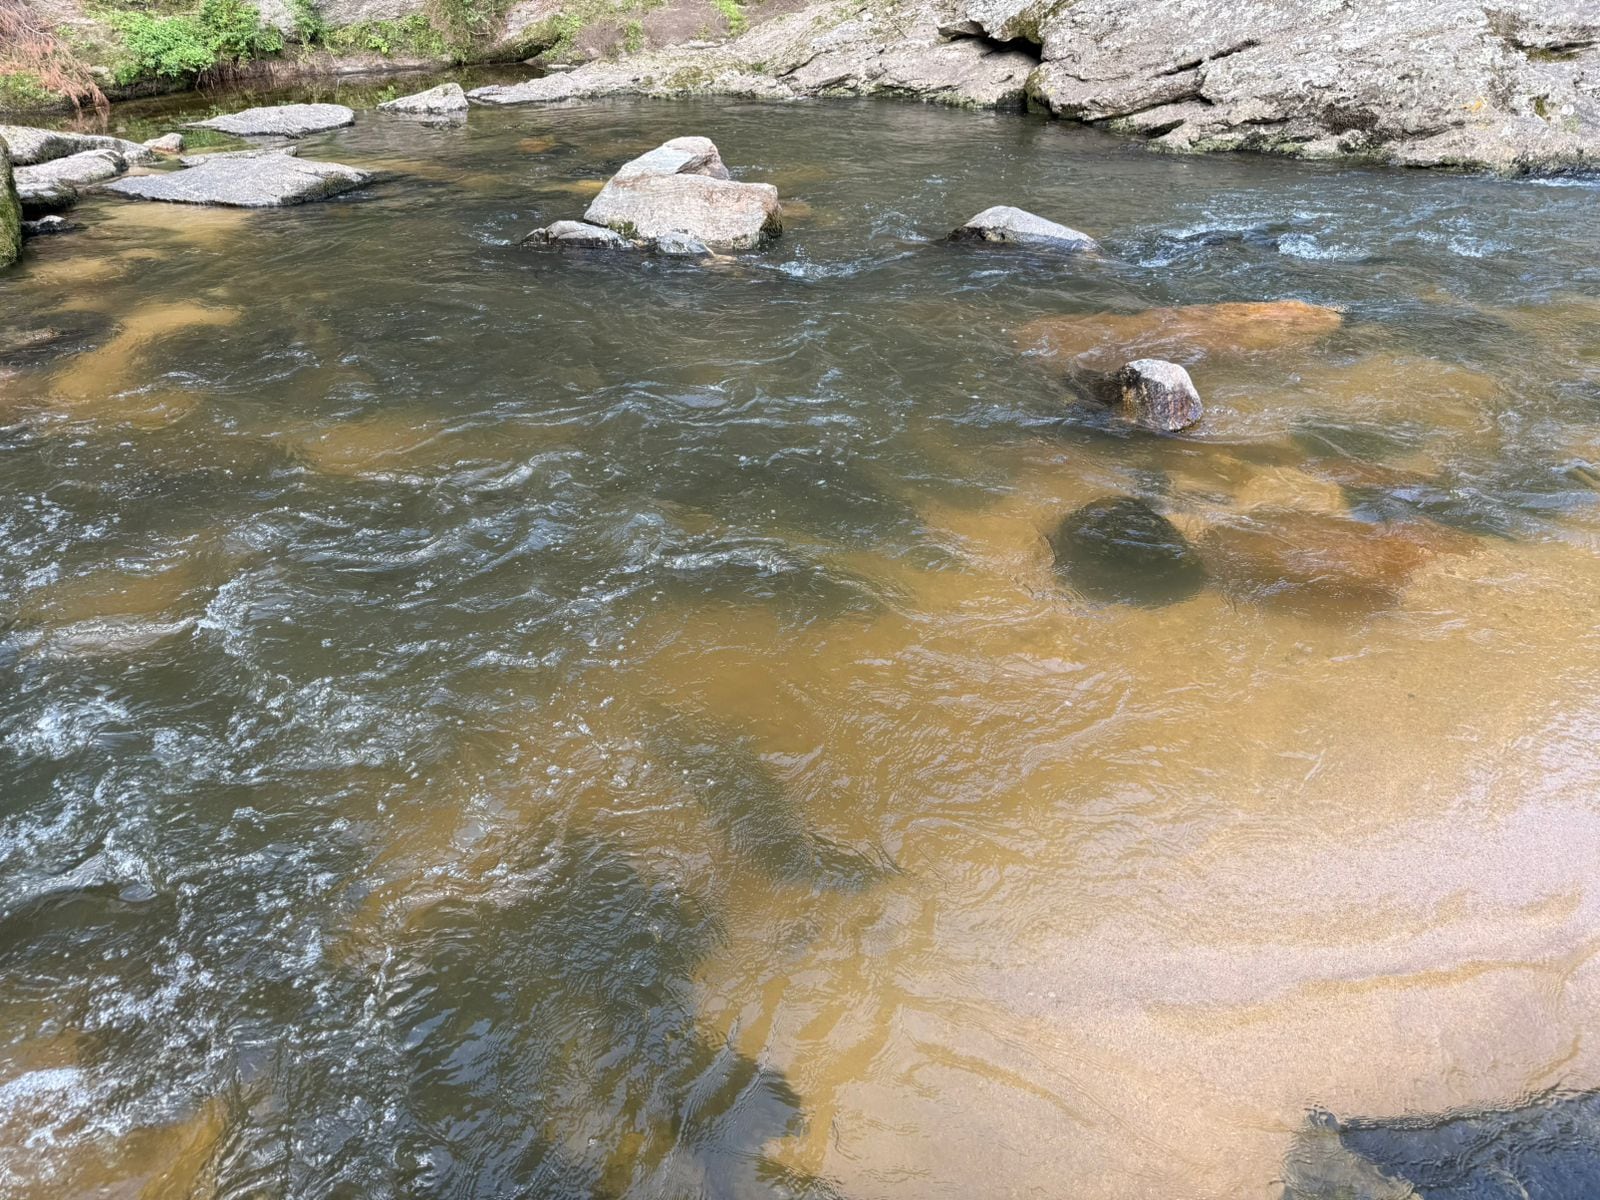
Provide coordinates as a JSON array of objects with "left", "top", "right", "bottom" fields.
[
  {"left": 0, "top": 124, "right": 155, "bottom": 167},
  {"left": 102, "top": 154, "right": 371, "bottom": 207},
  {"left": 184, "top": 104, "right": 356, "bottom": 138}
]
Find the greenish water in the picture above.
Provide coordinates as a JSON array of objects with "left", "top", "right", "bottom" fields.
[{"left": 3, "top": 89, "right": 1600, "bottom": 1199}]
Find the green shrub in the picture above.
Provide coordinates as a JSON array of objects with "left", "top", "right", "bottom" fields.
[
  {"left": 289, "top": 0, "right": 327, "bottom": 42},
  {"left": 321, "top": 14, "right": 448, "bottom": 57},
  {"left": 110, "top": 0, "right": 283, "bottom": 85},
  {"left": 622, "top": 17, "right": 643, "bottom": 52},
  {"left": 711, "top": 0, "right": 745, "bottom": 35}
]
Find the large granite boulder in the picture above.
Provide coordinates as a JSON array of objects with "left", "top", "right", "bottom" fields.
[
  {"left": 378, "top": 83, "right": 469, "bottom": 115},
  {"left": 0, "top": 125, "right": 155, "bottom": 167},
  {"left": 14, "top": 150, "right": 130, "bottom": 210},
  {"left": 102, "top": 153, "right": 371, "bottom": 207},
  {"left": 1, "top": 140, "right": 20, "bottom": 269},
  {"left": 949, "top": 205, "right": 1098, "bottom": 251},
  {"left": 185, "top": 104, "right": 356, "bottom": 138},
  {"left": 581, "top": 136, "right": 780, "bottom": 251}
]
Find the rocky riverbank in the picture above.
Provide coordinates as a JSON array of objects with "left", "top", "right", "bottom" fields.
[
  {"left": 470, "top": 0, "right": 1600, "bottom": 173},
  {"left": 5, "top": 0, "right": 1598, "bottom": 172}
]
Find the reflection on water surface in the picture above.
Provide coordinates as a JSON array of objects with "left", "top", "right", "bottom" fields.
[{"left": 3, "top": 89, "right": 1600, "bottom": 1199}]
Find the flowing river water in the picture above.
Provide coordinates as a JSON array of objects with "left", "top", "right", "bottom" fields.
[{"left": 4, "top": 82, "right": 1600, "bottom": 1199}]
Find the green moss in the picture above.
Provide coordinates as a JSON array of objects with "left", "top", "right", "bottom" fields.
[
  {"left": 0, "top": 71, "right": 59, "bottom": 111},
  {"left": 711, "top": 0, "right": 746, "bottom": 35},
  {"left": 321, "top": 14, "right": 448, "bottom": 57},
  {"left": 1, "top": 141, "right": 20, "bottom": 269}
]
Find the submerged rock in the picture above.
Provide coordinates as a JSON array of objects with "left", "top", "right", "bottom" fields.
[
  {"left": 178, "top": 145, "right": 298, "bottom": 167},
  {"left": 185, "top": 103, "right": 356, "bottom": 138},
  {"left": 654, "top": 231, "right": 713, "bottom": 257},
  {"left": 521, "top": 219, "right": 636, "bottom": 248},
  {"left": 378, "top": 82, "right": 469, "bottom": 115},
  {"left": 144, "top": 133, "right": 185, "bottom": 154},
  {"left": 1050, "top": 496, "right": 1207, "bottom": 606},
  {"left": 1117, "top": 358, "right": 1203, "bottom": 432},
  {"left": 103, "top": 154, "right": 371, "bottom": 207},
  {"left": 1, "top": 140, "right": 19, "bottom": 269},
  {"left": 578, "top": 138, "right": 780, "bottom": 252},
  {"left": 1197, "top": 510, "right": 1470, "bottom": 616},
  {"left": 14, "top": 149, "right": 129, "bottom": 210},
  {"left": 949, "top": 205, "right": 1099, "bottom": 251},
  {"left": 0, "top": 124, "right": 155, "bottom": 167},
  {"left": 21, "top": 215, "right": 73, "bottom": 238},
  {"left": 1019, "top": 300, "right": 1344, "bottom": 373}
]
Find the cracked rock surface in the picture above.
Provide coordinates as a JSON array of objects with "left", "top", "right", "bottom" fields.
[{"left": 470, "top": 0, "right": 1599, "bottom": 172}]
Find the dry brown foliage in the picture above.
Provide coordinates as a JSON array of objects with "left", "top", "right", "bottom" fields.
[{"left": 0, "top": 0, "right": 108, "bottom": 111}]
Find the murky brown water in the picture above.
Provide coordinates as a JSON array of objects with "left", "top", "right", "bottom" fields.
[{"left": 4, "top": 86, "right": 1600, "bottom": 1199}]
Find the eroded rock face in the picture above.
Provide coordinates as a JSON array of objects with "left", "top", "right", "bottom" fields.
[
  {"left": 378, "top": 83, "right": 470, "bottom": 115},
  {"left": 102, "top": 154, "right": 371, "bottom": 207},
  {"left": 469, "top": 1, "right": 1038, "bottom": 110},
  {"left": 185, "top": 104, "right": 356, "bottom": 138},
  {"left": 1, "top": 141, "right": 20, "bottom": 269},
  {"left": 0, "top": 125, "right": 155, "bottom": 168},
  {"left": 1050, "top": 497, "right": 1208, "bottom": 606},
  {"left": 521, "top": 219, "right": 636, "bottom": 248},
  {"left": 575, "top": 137, "right": 780, "bottom": 252},
  {"left": 949, "top": 205, "right": 1098, "bottom": 250},
  {"left": 145, "top": 134, "right": 185, "bottom": 154},
  {"left": 14, "top": 150, "right": 129, "bottom": 210},
  {"left": 1117, "top": 358, "right": 1203, "bottom": 431},
  {"left": 1019, "top": 301, "right": 1344, "bottom": 373},
  {"left": 477, "top": 0, "right": 1597, "bottom": 171},
  {"left": 1015, "top": 0, "right": 1600, "bottom": 172}
]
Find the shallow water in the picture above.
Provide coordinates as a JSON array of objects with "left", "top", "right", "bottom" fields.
[{"left": 3, "top": 89, "right": 1600, "bottom": 1199}]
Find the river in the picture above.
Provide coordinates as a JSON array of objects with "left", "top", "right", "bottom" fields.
[{"left": 3, "top": 83, "right": 1600, "bottom": 1198}]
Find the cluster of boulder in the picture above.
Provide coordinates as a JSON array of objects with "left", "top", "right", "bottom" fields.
[{"left": 523, "top": 136, "right": 782, "bottom": 255}]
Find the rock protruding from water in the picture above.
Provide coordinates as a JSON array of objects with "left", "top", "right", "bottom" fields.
[
  {"left": 1, "top": 140, "right": 20, "bottom": 269},
  {"left": 144, "top": 133, "right": 185, "bottom": 154},
  {"left": 0, "top": 124, "right": 156, "bottom": 167},
  {"left": 949, "top": 205, "right": 1099, "bottom": 251},
  {"left": 522, "top": 219, "right": 636, "bottom": 248},
  {"left": 582, "top": 136, "right": 780, "bottom": 252},
  {"left": 1050, "top": 496, "right": 1207, "bottom": 606},
  {"left": 14, "top": 149, "right": 131, "bottom": 210},
  {"left": 103, "top": 153, "right": 371, "bottom": 207},
  {"left": 378, "top": 83, "right": 469, "bottom": 116},
  {"left": 1118, "top": 358, "right": 1202, "bottom": 431},
  {"left": 185, "top": 104, "right": 356, "bottom": 138}
]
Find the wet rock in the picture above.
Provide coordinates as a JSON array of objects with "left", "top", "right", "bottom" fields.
[
  {"left": 1118, "top": 358, "right": 1203, "bottom": 432},
  {"left": 102, "top": 154, "right": 371, "bottom": 207},
  {"left": 1050, "top": 496, "right": 1207, "bottom": 606},
  {"left": 1, "top": 140, "right": 18, "bottom": 269},
  {"left": 521, "top": 219, "right": 636, "bottom": 248},
  {"left": 655, "top": 231, "right": 712, "bottom": 257},
  {"left": 0, "top": 124, "right": 155, "bottom": 167},
  {"left": 1019, "top": 300, "right": 1344, "bottom": 373},
  {"left": 21, "top": 215, "right": 74, "bottom": 238},
  {"left": 378, "top": 82, "right": 469, "bottom": 115},
  {"left": 948, "top": 205, "right": 1098, "bottom": 251},
  {"left": 582, "top": 136, "right": 780, "bottom": 252},
  {"left": 185, "top": 103, "right": 356, "bottom": 138},
  {"left": 1197, "top": 510, "right": 1469, "bottom": 616},
  {"left": 144, "top": 133, "right": 185, "bottom": 154},
  {"left": 14, "top": 149, "right": 129, "bottom": 211}
]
